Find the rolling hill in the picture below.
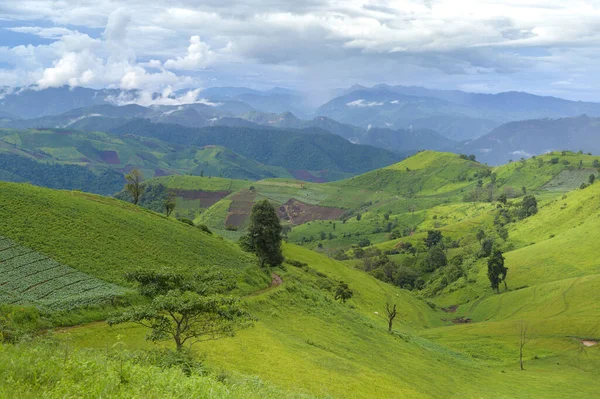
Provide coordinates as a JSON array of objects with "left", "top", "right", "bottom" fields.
[{"left": 1, "top": 172, "right": 599, "bottom": 397}]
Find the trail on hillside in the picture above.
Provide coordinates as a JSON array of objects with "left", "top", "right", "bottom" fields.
[{"left": 246, "top": 273, "right": 283, "bottom": 297}]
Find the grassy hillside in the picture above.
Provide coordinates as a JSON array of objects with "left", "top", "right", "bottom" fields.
[
  {"left": 0, "top": 182, "right": 268, "bottom": 295},
  {"left": 0, "top": 128, "right": 301, "bottom": 182}
]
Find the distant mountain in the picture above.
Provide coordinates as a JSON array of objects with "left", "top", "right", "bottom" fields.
[
  {"left": 459, "top": 115, "right": 600, "bottom": 165},
  {"left": 0, "top": 86, "right": 132, "bottom": 119},
  {"left": 242, "top": 111, "right": 454, "bottom": 152},
  {"left": 317, "top": 85, "right": 600, "bottom": 140},
  {"left": 110, "top": 120, "right": 402, "bottom": 175}
]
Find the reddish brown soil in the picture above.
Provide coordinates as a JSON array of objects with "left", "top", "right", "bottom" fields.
[
  {"left": 271, "top": 273, "right": 283, "bottom": 287},
  {"left": 277, "top": 198, "right": 344, "bottom": 225},
  {"left": 170, "top": 189, "right": 231, "bottom": 208},
  {"left": 100, "top": 150, "right": 120, "bottom": 165},
  {"left": 225, "top": 190, "right": 257, "bottom": 227}
]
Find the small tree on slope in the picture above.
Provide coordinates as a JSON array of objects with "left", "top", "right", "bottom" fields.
[
  {"left": 125, "top": 169, "right": 144, "bottom": 205},
  {"left": 487, "top": 249, "right": 507, "bottom": 294},
  {"left": 108, "top": 271, "right": 255, "bottom": 352},
  {"left": 240, "top": 200, "right": 284, "bottom": 268}
]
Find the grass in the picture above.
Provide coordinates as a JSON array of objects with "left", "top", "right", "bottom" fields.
[{"left": 0, "top": 182, "right": 269, "bottom": 294}]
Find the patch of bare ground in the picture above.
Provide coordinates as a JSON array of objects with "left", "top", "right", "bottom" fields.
[{"left": 277, "top": 198, "right": 344, "bottom": 225}]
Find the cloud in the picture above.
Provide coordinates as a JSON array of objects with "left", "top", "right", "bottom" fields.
[
  {"left": 347, "top": 99, "right": 385, "bottom": 107},
  {"left": 3, "top": 1, "right": 600, "bottom": 99},
  {"left": 163, "top": 36, "right": 215, "bottom": 70},
  {"left": 108, "top": 86, "right": 222, "bottom": 107}
]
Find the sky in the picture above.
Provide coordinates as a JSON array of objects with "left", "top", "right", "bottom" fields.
[{"left": 1, "top": 0, "right": 600, "bottom": 101}]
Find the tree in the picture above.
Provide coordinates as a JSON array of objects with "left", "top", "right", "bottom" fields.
[
  {"left": 424, "top": 245, "right": 447, "bottom": 272},
  {"left": 518, "top": 320, "right": 533, "bottom": 370},
  {"left": 108, "top": 271, "right": 255, "bottom": 352},
  {"left": 424, "top": 230, "right": 443, "bottom": 249},
  {"left": 521, "top": 186, "right": 527, "bottom": 196},
  {"left": 164, "top": 194, "right": 176, "bottom": 217},
  {"left": 125, "top": 169, "right": 144, "bottom": 205},
  {"left": 519, "top": 195, "right": 538, "bottom": 219},
  {"left": 496, "top": 226, "right": 509, "bottom": 241},
  {"left": 334, "top": 281, "right": 353, "bottom": 303},
  {"left": 240, "top": 200, "right": 284, "bottom": 268},
  {"left": 480, "top": 238, "right": 494, "bottom": 258},
  {"left": 487, "top": 249, "right": 507, "bottom": 294},
  {"left": 385, "top": 302, "right": 398, "bottom": 332},
  {"left": 590, "top": 174, "right": 596, "bottom": 185},
  {"left": 476, "top": 229, "right": 486, "bottom": 244},
  {"left": 593, "top": 159, "right": 600, "bottom": 168}
]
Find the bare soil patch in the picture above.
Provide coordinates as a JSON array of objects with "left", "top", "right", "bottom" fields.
[
  {"left": 582, "top": 340, "right": 598, "bottom": 347},
  {"left": 225, "top": 190, "right": 257, "bottom": 227},
  {"left": 278, "top": 198, "right": 344, "bottom": 225},
  {"left": 170, "top": 189, "right": 230, "bottom": 208}
]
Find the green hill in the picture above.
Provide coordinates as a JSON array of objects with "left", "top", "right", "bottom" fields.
[
  {"left": 0, "top": 182, "right": 268, "bottom": 299},
  {"left": 2, "top": 149, "right": 600, "bottom": 398}
]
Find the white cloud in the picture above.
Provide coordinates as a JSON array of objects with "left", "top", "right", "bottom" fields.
[
  {"left": 347, "top": 99, "right": 384, "bottom": 107},
  {"left": 3, "top": 1, "right": 600, "bottom": 98},
  {"left": 164, "top": 36, "right": 215, "bottom": 70}
]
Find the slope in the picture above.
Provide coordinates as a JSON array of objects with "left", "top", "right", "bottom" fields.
[{"left": 0, "top": 182, "right": 268, "bottom": 295}]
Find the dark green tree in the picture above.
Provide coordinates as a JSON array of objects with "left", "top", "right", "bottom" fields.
[
  {"left": 590, "top": 174, "right": 596, "bottom": 185},
  {"left": 108, "top": 271, "right": 254, "bottom": 351},
  {"left": 480, "top": 238, "right": 494, "bottom": 258},
  {"left": 519, "top": 195, "right": 538, "bottom": 219},
  {"left": 487, "top": 249, "right": 507, "bottom": 294},
  {"left": 334, "top": 281, "right": 353, "bottom": 303},
  {"left": 476, "top": 229, "right": 486, "bottom": 244},
  {"left": 424, "top": 245, "right": 447, "bottom": 272},
  {"left": 240, "top": 200, "right": 284, "bottom": 268},
  {"left": 424, "top": 230, "right": 443, "bottom": 249}
]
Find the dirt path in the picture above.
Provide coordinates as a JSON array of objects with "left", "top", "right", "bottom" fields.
[{"left": 246, "top": 273, "right": 283, "bottom": 297}]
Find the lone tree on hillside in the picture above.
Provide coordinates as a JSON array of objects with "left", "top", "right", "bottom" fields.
[
  {"left": 385, "top": 302, "right": 398, "bottom": 332},
  {"left": 164, "top": 194, "right": 176, "bottom": 217},
  {"left": 424, "top": 230, "right": 443, "bottom": 249},
  {"left": 487, "top": 249, "right": 507, "bottom": 294},
  {"left": 108, "top": 271, "right": 255, "bottom": 352},
  {"left": 518, "top": 320, "right": 533, "bottom": 370},
  {"left": 240, "top": 200, "right": 284, "bottom": 268},
  {"left": 519, "top": 195, "right": 538, "bottom": 219},
  {"left": 125, "top": 169, "right": 144, "bottom": 205},
  {"left": 590, "top": 174, "right": 596, "bottom": 185},
  {"left": 334, "top": 281, "right": 353, "bottom": 303}
]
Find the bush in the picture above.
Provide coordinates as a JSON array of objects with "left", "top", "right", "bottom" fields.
[
  {"left": 177, "top": 218, "right": 194, "bottom": 226},
  {"left": 286, "top": 259, "right": 308, "bottom": 268},
  {"left": 0, "top": 305, "right": 49, "bottom": 343},
  {"left": 196, "top": 224, "right": 213, "bottom": 235}
]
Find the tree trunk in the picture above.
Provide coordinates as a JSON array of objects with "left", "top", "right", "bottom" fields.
[
  {"left": 496, "top": 287, "right": 500, "bottom": 294},
  {"left": 388, "top": 319, "right": 393, "bottom": 332},
  {"left": 519, "top": 346, "right": 524, "bottom": 370},
  {"left": 504, "top": 280, "right": 508, "bottom": 291}
]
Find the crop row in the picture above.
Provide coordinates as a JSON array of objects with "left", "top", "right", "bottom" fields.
[{"left": 0, "top": 235, "right": 126, "bottom": 311}]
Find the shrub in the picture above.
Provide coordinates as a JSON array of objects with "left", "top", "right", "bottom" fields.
[
  {"left": 196, "top": 224, "right": 213, "bottom": 235},
  {"left": 177, "top": 218, "right": 194, "bottom": 226},
  {"left": 225, "top": 224, "right": 238, "bottom": 231}
]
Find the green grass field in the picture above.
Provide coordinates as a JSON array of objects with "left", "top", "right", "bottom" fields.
[{"left": 1, "top": 150, "right": 600, "bottom": 398}]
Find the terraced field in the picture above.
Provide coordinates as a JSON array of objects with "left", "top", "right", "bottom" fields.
[{"left": 0, "top": 236, "right": 124, "bottom": 310}]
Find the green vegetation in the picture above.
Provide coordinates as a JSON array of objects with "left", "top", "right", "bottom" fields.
[{"left": 2, "top": 149, "right": 600, "bottom": 398}]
